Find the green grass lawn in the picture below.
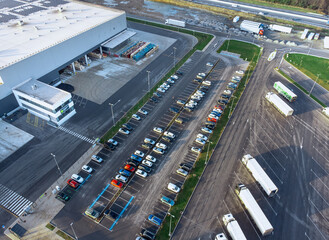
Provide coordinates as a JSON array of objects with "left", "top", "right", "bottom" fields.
[
  {"left": 217, "top": 40, "right": 260, "bottom": 61},
  {"left": 284, "top": 53, "right": 329, "bottom": 91},
  {"left": 157, "top": 40, "right": 261, "bottom": 240}
]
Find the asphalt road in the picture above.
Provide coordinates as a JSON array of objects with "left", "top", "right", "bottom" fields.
[
  {"left": 0, "top": 22, "right": 195, "bottom": 237},
  {"left": 193, "top": 0, "right": 329, "bottom": 29},
  {"left": 172, "top": 47, "right": 329, "bottom": 240}
]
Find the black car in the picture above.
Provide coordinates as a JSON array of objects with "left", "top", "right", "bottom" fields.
[
  {"left": 142, "top": 143, "right": 153, "bottom": 150},
  {"left": 153, "top": 92, "right": 162, "bottom": 98},
  {"left": 193, "top": 79, "right": 202, "bottom": 84},
  {"left": 57, "top": 192, "right": 71, "bottom": 202},
  {"left": 104, "top": 209, "right": 118, "bottom": 221},
  {"left": 104, "top": 142, "right": 116, "bottom": 150},
  {"left": 220, "top": 94, "right": 230, "bottom": 100},
  {"left": 141, "top": 229, "right": 155, "bottom": 240},
  {"left": 184, "top": 106, "right": 194, "bottom": 112},
  {"left": 122, "top": 123, "right": 133, "bottom": 131},
  {"left": 179, "top": 163, "right": 192, "bottom": 172},
  {"left": 176, "top": 70, "right": 183, "bottom": 76},
  {"left": 200, "top": 86, "right": 209, "bottom": 91},
  {"left": 205, "top": 124, "right": 215, "bottom": 130},
  {"left": 138, "top": 165, "right": 151, "bottom": 173},
  {"left": 126, "top": 159, "right": 139, "bottom": 167},
  {"left": 169, "top": 107, "right": 179, "bottom": 114},
  {"left": 217, "top": 99, "right": 228, "bottom": 105},
  {"left": 149, "top": 97, "right": 158, "bottom": 103},
  {"left": 162, "top": 136, "right": 173, "bottom": 142}
]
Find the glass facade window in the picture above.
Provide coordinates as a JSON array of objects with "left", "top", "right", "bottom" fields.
[
  {"left": 57, "top": 106, "right": 75, "bottom": 121},
  {"left": 18, "top": 96, "right": 53, "bottom": 112},
  {"left": 54, "top": 98, "right": 72, "bottom": 113}
]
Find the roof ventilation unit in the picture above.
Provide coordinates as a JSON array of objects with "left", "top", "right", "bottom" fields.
[{"left": 31, "top": 84, "right": 38, "bottom": 90}]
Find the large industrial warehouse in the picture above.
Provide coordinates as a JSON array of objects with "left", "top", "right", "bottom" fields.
[{"left": 0, "top": 0, "right": 127, "bottom": 125}]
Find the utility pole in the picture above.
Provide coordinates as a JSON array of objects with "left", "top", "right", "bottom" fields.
[
  {"left": 109, "top": 99, "right": 121, "bottom": 126},
  {"left": 146, "top": 70, "right": 151, "bottom": 92},
  {"left": 229, "top": 96, "right": 237, "bottom": 117},
  {"left": 70, "top": 222, "right": 78, "bottom": 240},
  {"left": 168, "top": 212, "right": 175, "bottom": 237},
  {"left": 309, "top": 74, "right": 320, "bottom": 96},
  {"left": 50, "top": 153, "right": 63, "bottom": 176},
  {"left": 205, "top": 141, "right": 212, "bottom": 165},
  {"left": 173, "top": 47, "right": 177, "bottom": 67}
]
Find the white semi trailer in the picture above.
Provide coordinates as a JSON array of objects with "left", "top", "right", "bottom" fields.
[
  {"left": 235, "top": 184, "right": 274, "bottom": 236},
  {"left": 269, "top": 24, "right": 292, "bottom": 34},
  {"left": 323, "top": 107, "right": 329, "bottom": 118},
  {"left": 240, "top": 20, "right": 264, "bottom": 35},
  {"left": 242, "top": 154, "right": 278, "bottom": 197},
  {"left": 265, "top": 92, "right": 293, "bottom": 117},
  {"left": 165, "top": 19, "right": 185, "bottom": 27},
  {"left": 222, "top": 214, "right": 247, "bottom": 240}
]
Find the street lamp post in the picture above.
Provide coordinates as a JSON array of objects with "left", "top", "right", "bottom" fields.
[
  {"left": 109, "top": 99, "right": 121, "bottom": 126},
  {"left": 146, "top": 70, "right": 151, "bottom": 92},
  {"left": 205, "top": 141, "right": 212, "bottom": 165},
  {"left": 226, "top": 32, "right": 231, "bottom": 51},
  {"left": 173, "top": 47, "right": 177, "bottom": 67},
  {"left": 309, "top": 74, "right": 320, "bottom": 96},
  {"left": 168, "top": 212, "right": 175, "bottom": 237},
  {"left": 50, "top": 153, "right": 63, "bottom": 176},
  {"left": 229, "top": 96, "right": 237, "bottom": 117},
  {"left": 70, "top": 222, "right": 78, "bottom": 240}
]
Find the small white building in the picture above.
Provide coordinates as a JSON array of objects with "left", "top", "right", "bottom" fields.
[
  {"left": 324, "top": 36, "right": 329, "bottom": 49},
  {"left": 13, "top": 79, "right": 75, "bottom": 125}
]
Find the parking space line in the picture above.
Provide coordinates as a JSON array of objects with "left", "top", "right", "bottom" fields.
[
  {"left": 89, "top": 183, "right": 110, "bottom": 208},
  {"left": 126, "top": 185, "right": 140, "bottom": 193},
  {"left": 109, "top": 196, "right": 134, "bottom": 231},
  {"left": 112, "top": 201, "right": 125, "bottom": 209},
  {"left": 169, "top": 177, "right": 185, "bottom": 186}
]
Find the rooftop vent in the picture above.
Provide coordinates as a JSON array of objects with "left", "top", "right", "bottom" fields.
[{"left": 31, "top": 84, "right": 38, "bottom": 90}]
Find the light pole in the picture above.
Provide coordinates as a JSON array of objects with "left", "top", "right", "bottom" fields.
[
  {"left": 226, "top": 32, "right": 231, "bottom": 51},
  {"left": 109, "top": 99, "right": 121, "bottom": 126},
  {"left": 168, "top": 212, "right": 175, "bottom": 237},
  {"left": 50, "top": 153, "right": 63, "bottom": 176},
  {"left": 278, "top": 48, "right": 291, "bottom": 70},
  {"left": 307, "top": 42, "right": 313, "bottom": 55},
  {"left": 205, "top": 141, "right": 212, "bottom": 165},
  {"left": 146, "top": 70, "right": 151, "bottom": 92},
  {"left": 229, "top": 96, "right": 237, "bottom": 117},
  {"left": 70, "top": 222, "right": 78, "bottom": 240},
  {"left": 309, "top": 74, "right": 320, "bottom": 96},
  {"left": 173, "top": 47, "right": 177, "bottom": 67}
]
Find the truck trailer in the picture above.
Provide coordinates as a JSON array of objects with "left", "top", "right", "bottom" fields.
[
  {"left": 240, "top": 20, "right": 264, "bottom": 35},
  {"left": 222, "top": 214, "right": 247, "bottom": 240},
  {"left": 273, "top": 81, "right": 297, "bottom": 102},
  {"left": 265, "top": 92, "right": 293, "bottom": 117},
  {"left": 165, "top": 19, "right": 185, "bottom": 27},
  {"left": 269, "top": 24, "right": 292, "bottom": 34},
  {"left": 235, "top": 184, "right": 274, "bottom": 236},
  {"left": 242, "top": 154, "right": 278, "bottom": 197},
  {"left": 300, "top": 29, "right": 309, "bottom": 39},
  {"left": 323, "top": 107, "right": 329, "bottom": 118}
]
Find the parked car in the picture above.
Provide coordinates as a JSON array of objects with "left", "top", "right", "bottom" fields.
[
  {"left": 57, "top": 192, "right": 71, "bottom": 202},
  {"left": 140, "top": 229, "right": 155, "bottom": 240},
  {"left": 167, "top": 78, "right": 175, "bottom": 84},
  {"left": 207, "top": 117, "right": 217, "bottom": 123},
  {"left": 134, "top": 150, "right": 145, "bottom": 158},
  {"left": 132, "top": 114, "right": 141, "bottom": 121},
  {"left": 221, "top": 94, "right": 230, "bottom": 100},
  {"left": 175, "top": 117, "right": 184, "bottom": 124},
  {"left": 82, "top": 165, "right": 93, "bottom": 173},
  {"left": 176, "top": 70, "right": 183, "bottom": 76},
  {"left": 142, "top": 143, "right": 153, "bottom": 150},
  {"left": 148, "top": 214, "right": 162, "bottom": 226},
  {"left": 104, "top": 141, "right": 116, "bottom": 150},
  {"left": 108, "top": 138, "right": 118, "bottom": 146},
  {"left": 138, "top": 109, "right": 148, "bottom": 115},
  {"left": 160, "top": 196, "right": 175, "bottom": 207},
  {"left": 67, "top": 179, "right": 79, "bottom": 189},
  {"left": 162, "top": 136, "right": 173, "bottom": 142},
  {"left": 198, "top": 72, "right": 206, "bottom": 77},
  {"left": 119, "top": 128, "right": 130, "bottom": 135},
  {"left": 167, "top": 183, "right": 180, "bottom": 193},
  {"left": 71, "top": 174, "right": 84, "bottom": 183},
  {"left": 124, "top": 164, "right": 135, "bottom": 172},
  {"left": 122, "top": 123, "right": 133, "bottom": 131},
  {"left": 157, "top": 87, "right": 166, "bottom": 93},
  {"left": 164, "top": 131, "right": 175, "bottom": 139},
  {"left": 171, "top": 74, "right": 179, "bottom": 80},
  {"left": 217, "top": 99, "right": 228, "bottom": 105},
  {"left": 91, "top": 155, "right": 103, "bottom": 163},
  {"left": 200, "top": 86, "right": 209, "bottom": 92},
  {"left": 144, "top": 138, "right": 155, "bottom": 145},
  {"left": 142, "top": 160, "right": 153, "bottom": 167},
  {"left": 126, "top": 159, "right": 139, "bottom": 167},
  {"left": 195, "top": 138, "right": 206, "bottom": 145},
  {"left": 202, "top": 80, "right": 211, "bottom": 86},
  {"left": 176, "top": 168, "right": 189, "bottom": 176},
  {"left": 206, "top": 62, "right": 214, "bottom": 67},
  {"left": 85, "top": 208, "right": 100, "bottom": 219},
  {"left": 149, "top": 97, "right": 158, "bottom": 103},
  {"left": 184, "top": 106, "right": 194, "bottom": 112},
  {"left": 179, "top": 163, "right": 192, "bottom": 172},
  {"left": 119, "top": 169, "right": 132, "bottom": 177},
  {"left": 191, "top": 147, "right": 202, "bottom": 154},
  {"left": 205, "top": 124, "right": 215, "bottom": 130},
  {"left": 153, "top": 92, "right": 162, "bottom": 98},
  {"left": 169, "top": 107, "right": 179, "bottom": 114},
  {"left": 136, "top": 169, "right": 148, "bottom": 178},
  {"left": 193, "top": 79, "right": 202, "bottom": 84},
  {"left": 176, "top": 99, "right": 186, "bottom": 105},
  {"left": 138, "top": 164, "right": 151, "bottom": 173},
  {"left": 131, "top": 154, "right": 142, "bottom": 162},
  {"left": 214, "top": 105, "right": 224, "bottom": 110},
  {"left": 201, "top": 127, "right": 213, "bottom": 134},
  {"left": 146, "top": 155, "right": 157, "bottom": 163},
  {"left": 153, "top": 127, "right": 163, "bottom": 134},
  {"left": 111, "top": 179, "right": 123, "bottom": 188},
  {"left": 115, "top": 174, "right": 128, "bottom": 183},
  {"left": 153, "top": 147, "right": 165, "bottom": 155},
  {"left": 156, "top": 142, "right": 167, "bottom": 150},
  {"left": 197, "top": 133, "right": 208, "bottom": 141},
  {"left": 236, "top": 70, "right": 244, "bottom": 74}
]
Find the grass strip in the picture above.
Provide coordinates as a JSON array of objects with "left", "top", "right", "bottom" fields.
[
  {"left": 45, "top": 223, "right": 55, "bottom": 231},
  {"left": 100, "top": 18, "right": 213, "bottom": 143},
  {"left": 157, "top": 40, "right": 261, "bottom": 240},
  {"left": 56, "top": 230, "right": 74, "bottom": 240},
  {"left": 276, "top": 68, "right": 326, "bottom": 107}
]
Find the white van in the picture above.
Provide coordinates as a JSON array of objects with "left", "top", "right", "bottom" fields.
[
  {"left": 168, "top": 183, "right": 180, "bottom": 193},
  {"left": 215, "top": 233, "right": 228, "bottom": 240}
]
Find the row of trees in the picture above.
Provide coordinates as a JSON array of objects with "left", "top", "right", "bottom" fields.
[{"left": 262, "top": 0, "right": 328, "bottom": 14}]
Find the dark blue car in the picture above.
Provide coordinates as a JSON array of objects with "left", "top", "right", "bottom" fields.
[{"left": 119, "top": 169, "right": 132, "bottom": 177}]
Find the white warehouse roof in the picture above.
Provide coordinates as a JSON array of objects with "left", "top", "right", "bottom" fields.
[{"left": 0, "top": 1, "right": 125, "bottom": 70}]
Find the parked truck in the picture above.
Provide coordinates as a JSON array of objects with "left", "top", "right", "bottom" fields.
[
  {"left": 273, "top": 81, "right": 297, "bottom": 102},
  {"left": 242, "top": 154, "right": 278, "bottom": 197},
  {"left": 165, "top": 19, "right": 185, "bottom": 27},
  {"left": 269, "top": 24, "right": 292, "bottom": 34},
  {"left": 235, "top": 184, "right": 274, "bottom": 236},
  {"left": 265, "top": 92, "right": 293, "bottom": 117},
  {"left": 222, "top": 214, "right": 247, "bottom": 240},
  {"left": 300, "top": 29, "right": 309, "bottom": 39},
  {"left": 323, "top": 107, "right": 329, "bottom": 118},
  {"left": 240, "top": 20, "right": 264, "bottom": 35}
]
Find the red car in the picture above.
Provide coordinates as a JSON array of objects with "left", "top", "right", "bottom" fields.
[
  {"left": 67, "top": 179, "right": 79, "bottom": 189},
  {"left": 111, "top": 179, "right": 123, "bottom": 188},
  {"left": 207, "top": 117, "right": 217, "bottom": 123},
  {"left": 124, "top": 164, "right": 135, "bottom": 172},
  {"left": 214, "top": 105, "right": 224, "bottom": 110}
]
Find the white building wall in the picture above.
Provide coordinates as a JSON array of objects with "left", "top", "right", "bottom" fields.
[{"left": 0, "top": 13, "right": 127, "bottom": 100}]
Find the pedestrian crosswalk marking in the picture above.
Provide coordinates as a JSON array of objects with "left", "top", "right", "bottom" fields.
[
  {"left": 0, "top": 184, "right": 33, "bottom": 217},
  {"left": 57, "top": 126, "right": 95, "bottom": 144}
]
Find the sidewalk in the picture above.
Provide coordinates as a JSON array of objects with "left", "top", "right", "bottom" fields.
[{"left": 4, "top": 144, "right": 103, "bottom": 240}]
